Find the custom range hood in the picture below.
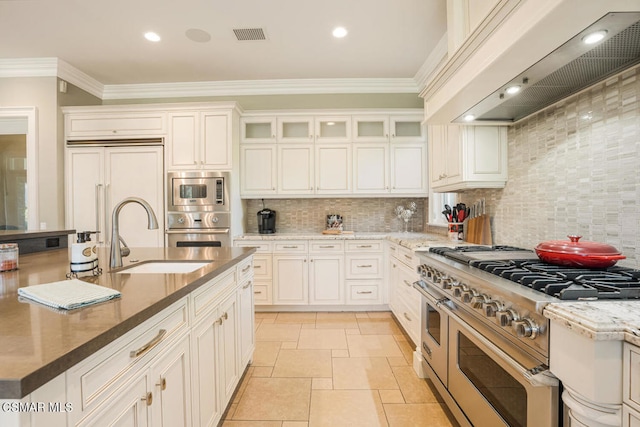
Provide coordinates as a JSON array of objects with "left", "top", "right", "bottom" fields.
[{"left": 458, "top": 12, "right": 640, "bottom": 123}]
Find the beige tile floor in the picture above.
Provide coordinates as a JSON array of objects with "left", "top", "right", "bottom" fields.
[{"left": 222, "top": 311, "right": 458, "bottom": 427}]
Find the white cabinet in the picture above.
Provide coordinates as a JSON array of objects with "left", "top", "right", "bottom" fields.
[
  {"left": 234, "top": 241, "right": 273, "bottom": 305},
  {"left": 429, "top": 124, "right": 507, "bottom": 192},
  {"left": 277, "top": 116, "right": 314, "bottom": 142},
  {"left": 273, "top": 255, "right": 309, "bottom": 305},
  {"left": 315, "top": 144, "right": 351, "bottom": 194},
  {"left": 345, "top": 240, "right": 384, "bottom": 305},
  {"left": 65, "top": 111, "right": 167, "bottom": 140},
  {"left": 315, "top": 116, "right": 351, "bottom": 142},
  {"left": 387, "top": 242, "right": 421, "bottom": 344},
  {"left": 168, "top": 110, "right": 234, "bottom": 170},
  {"left": 309, "top": 242, "right": 345, "bottom": 305},
  {"left": 390, "top": 143, "right": 428, "bottom": 193},
  {"left": 353, "top": 143, "right": 389, "bottom": 193},
  {"left": 390, "top": 116, "right": 426, "bottom": 142},
  {"left": 65, "top": 145, "right": 164, "bottom": 248},
  {"left": 240, "top": 144, "right": 277, "bottom": 196},
  {"left": 238, "top": 272, "right": 255, "bottom": 366},
  {"left": 241, "top": 117, "right": 276, "bottom": 143},
  {"left": 278, "top": 144, "right": 314, "bottom": 195},
  {"left": 352, "top": 116, "right": 390, "bottom": 142}
]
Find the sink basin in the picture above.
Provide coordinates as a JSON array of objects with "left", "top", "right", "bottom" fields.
[{"left": 116, "top": 261, "right": 211, "bottom": 274}]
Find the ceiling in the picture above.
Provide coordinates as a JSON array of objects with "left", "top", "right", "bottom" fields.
[{"left": 0, "top": 0, "right": 447, "bottom": 89}]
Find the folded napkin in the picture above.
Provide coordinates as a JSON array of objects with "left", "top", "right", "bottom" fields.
[{"left": 17, "top": 279, "right": 121, "bottom": 310}]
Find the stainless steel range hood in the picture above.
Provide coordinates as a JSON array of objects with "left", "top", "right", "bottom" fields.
[{"left": 457, "top": 12, "right": 640, "bottom": 123}]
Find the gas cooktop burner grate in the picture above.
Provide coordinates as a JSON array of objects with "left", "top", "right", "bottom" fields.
[{"left": 469, "top": 259, "right": 640, "bottom": 300}]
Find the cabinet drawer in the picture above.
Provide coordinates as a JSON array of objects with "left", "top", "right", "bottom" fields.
[
  {"left": 395, "top": 245, "right": 419, "bottom": 268},
  {"left": 346, "top": 240, "right": 383, "bottom": 252},
  {"left": 67, "top": 298, "right": 188, "bottom": 419},
  {"left": 346, "top": 280, "right": 382, "bottom": 304},
  {"left": 253, "top": 283, "right": 272, "bottom": 304},
  {"left": 237, "top": 257, "right": 253, "bottom": 282},
  {"left": 345, "top": 254, "right": 383, "bottom": 279},
  {"left": 253, "top": 255, "right": 272, "bottom": 279},
  {"left": 309, "top": 240, "right": 345, "bottom": 253},
  {"left": 191, "top": 269, "right": 236, "bottom": 321},
  {"left": 273, "top": 240, "right": 308, "bottom": 253},
  {"left": 66, "top": 112, "right": 167, "bottom": 138},
  {"left": 393, "top": 297, "right": 420, "bottom": 345},
  {"left": 235, "top": 240, "right": 273, "bottom": 253}
]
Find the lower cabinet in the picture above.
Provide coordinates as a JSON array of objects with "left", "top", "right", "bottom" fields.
[
  {"left": 387, "top": 242, "right": 421, "bottom": 345},
  {"left": 309, "top": 254, "right": 345, "bottom": 305},
  {"left": 273, "top": 255, "right": 309, "bottom": 304},
  {"left": 8, "top": 257, "right": 256, "bottom": 427}
]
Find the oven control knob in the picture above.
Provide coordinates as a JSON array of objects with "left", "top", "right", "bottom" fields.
[
  {"left": 451, "top": 284, "right": 467, "bottom": 298},
  {"left": 496, "top": 309, "right": 519, "bottom": 327},
  {"left": 211, "top": 216, "right": 219, "bottom": 223},
  {"left": 461, "top": 289, "right": 478, "bottom": 304},
  {"left": 177, "top": 216, "right": 185, "bottom": 224},
  {"left": 513, "top": 318, "right": 540, "bottom": 339},
  {"left": 470, "top": 294, "right": 490, "bottom": 309},
  {"left": 440, "top": 277, "right": 454, "bottom": 289},
  {"left": 483, "top": 301, "right": 504, "bottom": 317}
]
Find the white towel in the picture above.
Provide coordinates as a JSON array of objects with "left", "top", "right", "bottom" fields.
[{"left": 17, "top": 279, "right": 121, "bottom": 310}]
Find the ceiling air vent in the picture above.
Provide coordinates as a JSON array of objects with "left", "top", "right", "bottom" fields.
[{"left": 233, "top": 28, "right": 267, "bottom": 41}]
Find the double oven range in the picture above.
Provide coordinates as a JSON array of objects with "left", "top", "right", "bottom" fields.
[
  {"left": 166, "top": 171, "right": 231, "bottom": 247},
  {"left": 413, "top": 245, "right": 640, "bottom": 427}
]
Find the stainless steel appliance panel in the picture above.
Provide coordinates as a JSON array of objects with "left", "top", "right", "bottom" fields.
[
  {"left": 168, "top": 171, "right": 229, "bottom": 212},
  {"left": 420, "top": 285, "right": 449, "bottom": 387},
  {"left": 167, "top": 230, "right": 230, "bottom": 247}
]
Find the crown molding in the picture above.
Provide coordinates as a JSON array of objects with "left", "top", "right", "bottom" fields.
[
  {"left": 57, "top": 59, "right": 104, "bottom": 99},
  {"left": 414, "top": 33, "right": 448, "bottom": 95},
  {"left": 1, "top": 57, "right": 421, "bottom": 100},
  {"left": 0, "top": 58, "right": 104, "bottom": 98},
  {"left": 101, "top": 78, "right": 420, "bottom": 100}
]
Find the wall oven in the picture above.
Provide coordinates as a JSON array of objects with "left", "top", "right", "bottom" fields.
[
  {"left": 415, "top": 248, "right": 561, "bottom": 427},
  {"left": 167, "top": 171, "right": 231, "bottom": 247}
]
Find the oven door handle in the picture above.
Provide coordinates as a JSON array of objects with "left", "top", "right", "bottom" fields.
[
  {"left": 443, "top": 304, "right": 559, "bottom": 388},
  {"left": 166, "top": 229, "right": 230, "bottom": 234}
]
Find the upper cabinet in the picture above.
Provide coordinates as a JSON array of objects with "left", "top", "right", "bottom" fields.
[
  {"left": 428, "top": 124, "right": 507, "bottom": 192},
  {"left": 239, "top": 111, "right": 427, "bottom": 198},
  {"left": 65, "top": 110, "right": 167, "bottom": 140},
  {"left": 168, "top": 109, "right": 236, "bottom": 171}
]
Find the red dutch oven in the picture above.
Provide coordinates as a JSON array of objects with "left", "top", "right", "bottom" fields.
[{"left": 534, "top": 235, "right": 626, "bottom": 268}]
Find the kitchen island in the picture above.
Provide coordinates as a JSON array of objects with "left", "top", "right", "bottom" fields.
[
  {"left": 544, "top": 301, "right": 640, "bottom": 427},
  {"left": 0, "top": 245, "right": 255, "bottom": 426}
]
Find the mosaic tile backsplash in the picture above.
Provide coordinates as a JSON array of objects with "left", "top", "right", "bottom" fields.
[
  {"left": 461, "top": 64, "right": 640, "bottom": 268},
  {"left": 245, "top": 198, "right": 427, "bottom": 234}
]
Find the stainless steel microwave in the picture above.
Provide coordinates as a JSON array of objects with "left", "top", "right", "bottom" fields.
[{"left": 168, "top": 171, "right": 230, "bottom": 212}]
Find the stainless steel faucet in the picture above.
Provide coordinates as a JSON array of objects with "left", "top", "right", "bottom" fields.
[{"left": 110, "top": 197, "right": 159, "bottom": 268}]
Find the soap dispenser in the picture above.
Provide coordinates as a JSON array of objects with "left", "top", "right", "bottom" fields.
[{"left": 70, "top": 231, "right": 99, "bottom": 275}]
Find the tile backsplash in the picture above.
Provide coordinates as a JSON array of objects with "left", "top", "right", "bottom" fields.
[
  {"left": 461, "top": 64, "right": 640, "bottom": 268},
  {"left": 245, "top": 198, "right": 426, "bottom": 234}
]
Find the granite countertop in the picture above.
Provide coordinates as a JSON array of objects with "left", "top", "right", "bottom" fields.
[
  {"left": 544, "top": 301, "right": 640, "bottom": 346},
  {"left": 0, "top": 245, "right": 254, "bottom": 399},
  {"left": 235, "top": 231, "right": 452, "bottom": 250}
]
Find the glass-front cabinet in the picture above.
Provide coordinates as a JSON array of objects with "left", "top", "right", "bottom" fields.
[
  {"left": 240, "top": 117, "right": 276, "bottom": 143},
  {"left": 315, "top": 116, "right": 351, "bottom": 142},
  {"left": 277, "top": 116, "right": 314, "bottom": 143}
]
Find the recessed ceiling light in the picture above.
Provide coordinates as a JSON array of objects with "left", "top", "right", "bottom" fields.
[
  {"left": 144, "top": 32, "right": 161, "bottom": 42},
  {"left": 332, "top": 27, "right": 348, "bottom": 38},
  {"left": 582, "top": 30, "right": 607, "bottom": 45},
  {"left": 505, "top": 85, "right": 521, "bottom": 95},
  {"left": 463, "top": 114, "right": 475, "bottom": 122},
  {"left": 326, "top": 122, "right": 335, "bottom": 126}
]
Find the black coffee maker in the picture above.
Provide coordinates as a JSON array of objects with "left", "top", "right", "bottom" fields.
[{"left": 257, "top": 201, "right": 276, "bottom": 234}]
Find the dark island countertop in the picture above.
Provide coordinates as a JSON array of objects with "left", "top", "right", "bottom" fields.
[{"left": 0, "top": 245, "right": 255, "bottom": 399}]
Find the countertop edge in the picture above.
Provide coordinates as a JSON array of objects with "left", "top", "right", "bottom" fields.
[{"left": 2, "top": 248, "right": 255, "bottom": 399}]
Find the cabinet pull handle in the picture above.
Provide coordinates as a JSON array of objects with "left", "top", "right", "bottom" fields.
[
  {"left": 319, "top": 245, "right": 335, "bottom": 248},
  {"left": 357, "top": 264, "right": 372, "bottom": 268},
  {"left": 254, "top": 265, "right": 262, "bottom": 269},
  {"left": 404, "top": 312, "right": 412, "bottom": 321},
  {"left": 404, "top": 254, "right": 413, "bottom": 260},
  {"left": 157, "top": 377, "right": 167, "bottom": 391},
  {"left": 357, "top": 245, "right": 372, "bottom": 248},
  {"left": 243, "top": 281, "right": 252, "bottom": 289},
  {"left": 357, "top": 291, "right": 373, "bottom": 294},
  {"left": 403, "top": 280, "right": 412, "bottom": 287},
  {"left": 254, "top": 291, "right": 262, "bottom": 294},
  {"left": 130, "top": 329, "right": 167, "bottom": 358},
  {"left": 141, "top": 392, "right": 153, "bottom": 406},
  {"left": 282, "top": 245, "right": 298, "bottom": 249},
  {"left": 242, "top": 265, "right": 251, "bottom": 272}
]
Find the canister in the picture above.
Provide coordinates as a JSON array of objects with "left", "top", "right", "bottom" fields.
[{"left": 0, "top": 243, "right": 19, "bottom": 272}]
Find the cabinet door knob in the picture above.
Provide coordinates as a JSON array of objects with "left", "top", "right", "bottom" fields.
[
  {"left": 157, "top": 377, "right": 167, "bottom": 391},
  {"left": 142, "top": 392, "right": 153, "bottom": 406}
]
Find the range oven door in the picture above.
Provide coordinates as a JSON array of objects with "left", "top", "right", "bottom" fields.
[
  {"left": 166, "top": 230, "right": 230, "bottom": 247},
  {"left": 420, "top": 289, "right": 449, "bottom": 387},
  {"left": 448, "top": 316, "right": 559, "bottom": 427}
]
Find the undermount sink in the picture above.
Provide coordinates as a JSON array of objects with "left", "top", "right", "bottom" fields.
[{"left": 115, "top": 261, "right": 211, "bottom": 274}]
